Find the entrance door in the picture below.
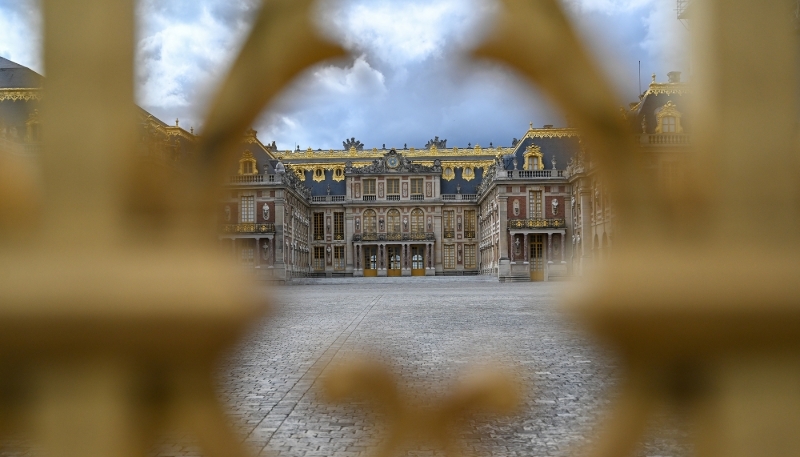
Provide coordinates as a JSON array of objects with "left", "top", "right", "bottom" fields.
[
  {"left": 364, "top": 246, "right": 378, "bottom": 277},
  {"left": 411, "top": 246, "right": 425, "bottom": 276},
  {"left": 530, "top": 234, "right": 544, "bottom": 281},
  {"left": 388, "top": 245, "right": 401, "bottom": 277}
]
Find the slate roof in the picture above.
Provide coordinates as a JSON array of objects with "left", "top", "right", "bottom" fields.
[{"left": 0, "top": 57, "right": 43, "bottom": 88}]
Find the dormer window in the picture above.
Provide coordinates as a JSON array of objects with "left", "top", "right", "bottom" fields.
[
  {"left": 523, "top": 144, "right": 544, "bottom": 170},
  {"left": 662, "top": 116, "right": 677, "bottom": 133},
  {"left": 238, "top": 150, "right": 258, "bottom": 175},
  {"left": 655, "top": 101, "right": 684, "bottom": 134}
]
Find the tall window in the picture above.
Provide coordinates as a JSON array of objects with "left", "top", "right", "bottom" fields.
[
  {"left": 411, "top": 208, "right": 424, "bottom": 234},
  {"left": 313, "top": 246, "right": 325, "bottom": 271},
  {"left": 464, "top": 210, "right": 476, "bottom": 238},
  {"left": 333, "top": 212, "right": 344, "bottom": 240},
  {"left": 387, "top": 209, "right": 401, "bottom": 234},
  {"left": 411, "top": 178, "right": 424, "bottom": 200},
  {"left": 464, "top": 244, "right": 476, "bottom": 268},
  {"left": 363, "top": 179, "right": 376, "bottom": 196},
  {"left": 529, "top": 191, "right": 542, "bottom": 219},
  {"left": 313, "top": 212, "right": 324, "bottom": 240},
  {"left": 363, "top": 209, "right": 377, "bottom": 233},
  {"left": 387, "top": 179, "right": 400, "bottom": 200},
  {"left": 333, "top": 245, "right": 345, "bottom": 270},
  {"left": 240, "top": 245, "right": 254, "bottom": 265},
  {"left": 443, "top": 244, "right": 455, "bottom": 269},
  {"left": 241, "top": 196, "right": 255, "bottom": 223},
  {"left": 443, "top": 210, "right": 455, "bottom": 238}
]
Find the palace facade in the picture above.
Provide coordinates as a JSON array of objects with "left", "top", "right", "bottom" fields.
[{"left": 0, "top": 56, "right": 690, "bottom": 282}]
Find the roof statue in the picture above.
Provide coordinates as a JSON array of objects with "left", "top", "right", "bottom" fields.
[
  {"left": 343, "top": 137, "right": 364, "bottom": 150},
  {"left": 425, "top": 136, "right": 447, "bottom": 149}
]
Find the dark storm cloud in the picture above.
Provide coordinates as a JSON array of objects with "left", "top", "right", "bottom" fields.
[{"left": 0, "top": 0, "right": 687, "bottom": 149}]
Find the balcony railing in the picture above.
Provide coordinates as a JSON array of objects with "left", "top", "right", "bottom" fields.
[
  {"left": 353, "top": 232, "right": 435, "bottom": 242},
  {"left": 464, "top": 230, "right": 476, "bottom": 239},
  {"left": 444, "top": 230, "right": 455, "bottom": 239},
  {"left": 386, "top": 195, "right": 400, "bottom": 201},
  {"left": 643, "top": 133, "right": 691, "bottom": 145},
  {"left": 507, "top": 218, "right": 566, "bottom": 229},
  {"left": 505, "top": 170, "right": 565, "bottom": 179},
  {"left": 229, "top": 174, "right": 264, "bottom": 184},
  {"left": 311, "top": 195, "right": 347, "bottom": 203},
  {"left": 411, "top": 232, "right": 436, "bottom": 241},
  {"left": 441, "top": 194, "right": 477, "bottom": 201},
  {"left": 410, "top": 194, "right": 424, "bottom": 201},
  {"left": 334, "top": 233, "right": 344, "bottom": 241},
  {"left": 363, "top": 195, "right": 376, "bottom": 202},
  {"left": 222, "top": 223, "right": 276, "bottom": 233}
]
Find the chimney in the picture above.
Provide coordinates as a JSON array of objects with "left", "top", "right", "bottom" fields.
[
  {"left": 667, "top": 71, "right": 682, "bottom": 83},
  {"left": 543, "top": 124, "right": 553, "bottom": 129}
]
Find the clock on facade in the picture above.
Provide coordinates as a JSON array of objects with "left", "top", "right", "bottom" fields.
[{"left": 386, "top": 155, "right": 399, "bottom": 168}]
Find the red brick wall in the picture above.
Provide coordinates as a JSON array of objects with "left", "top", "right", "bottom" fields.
[
  {"left": 545, "top": 196, "right": 563, "bottom": 218},
  {"left": 259, "top": 201, "right": 274, "bottom": 223},
  {"left": 507, "top": 197, "right": 525, "bottom": 218}
]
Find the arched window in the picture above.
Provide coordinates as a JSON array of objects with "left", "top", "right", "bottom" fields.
[
  {"left": 387, "top": 209, "right": 401, "bottom": 234},
  {"left": 655, "top": 101, "right": 684, "bottom": 134},
  {"left": 523, "top": 145, "right": 544, "bottom": 170},
  {"left": 411, "top": 208, "right": 424, "bottom": 234},
  {"left": 238, "top": 150, "right": 257, "bottom": 175},
  {"left": 363, "top": 209, "right": 377, "bottom": 234}
]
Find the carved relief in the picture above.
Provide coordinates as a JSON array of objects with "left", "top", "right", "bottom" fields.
[
  {"left": 426, "top": 182, "right": 432, "bottom": 197},
  {"left": 378, "top": 182, "right": 384, "bottom": 198},
  {"left": 354, "top": 183, "right": 361, "bottom": 199},
  {"left": 402, "top": 182, "right": 408, "bottom": 198}
]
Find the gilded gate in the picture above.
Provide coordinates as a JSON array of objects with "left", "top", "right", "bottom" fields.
[{"left": 0, "top": 1, "right": 798, "bottom": 457}]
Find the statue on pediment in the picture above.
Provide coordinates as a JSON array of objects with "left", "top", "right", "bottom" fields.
[
  {"left": 343, "top": 137, "right": 364, "bottom": 151},
  {"left": 425, "top": 136, "right": 447, "bottom": 149}
]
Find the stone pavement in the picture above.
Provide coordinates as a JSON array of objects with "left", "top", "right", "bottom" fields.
[
  {"left": 162, "top": 279, "right": 688, "bottom": 457},
  {"left": 0, "top": 280, "right": 688, "bottom": 457}
]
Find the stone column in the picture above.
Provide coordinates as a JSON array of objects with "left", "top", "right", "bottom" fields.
[
  {"left": 580, "top": 189, "right": 591, "bottom": 260},
  {"left": 255, "top": 238, "right": 260, "bottom": 269},
  {"left": 523, "top": 233, "right": 528, "bottom": 262},
  {"left": 547, "top": 233, "right": 553, "bottom": 261},
  {"left": 560, "top": 233, "right": 566, "bottom": 262}
]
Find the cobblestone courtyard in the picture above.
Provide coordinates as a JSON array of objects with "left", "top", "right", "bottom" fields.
[
  {"left": 2, "top": 279, "right": 686, "bottom": 457},
  {"left": 180, "top": 278, "right": 685, "bottom": 457}
]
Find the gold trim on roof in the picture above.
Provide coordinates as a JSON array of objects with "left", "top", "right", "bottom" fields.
[
  {"left": 273, "top": 146, "right": 512, "bottom": 160},
  {"left": 523, "top": 128, "right": 580, "bottom": 140},
  {"left": 644, "top": 82, "right": 690, "bottom": 96},
  {"left": 0, "top": 88, "right": 43, "bottom": 102}
]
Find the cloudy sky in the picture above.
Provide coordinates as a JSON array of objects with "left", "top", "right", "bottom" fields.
[{"left": 0, "top": 0, "right": 688, "bottom": 150}]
